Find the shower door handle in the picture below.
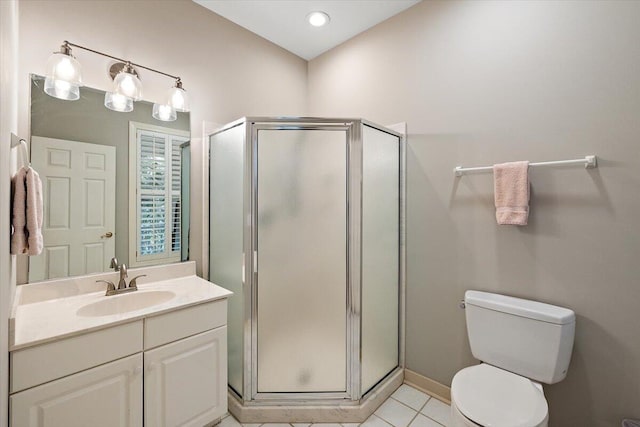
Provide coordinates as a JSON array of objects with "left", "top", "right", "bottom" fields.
[
  {"left": 253, "top": 250, "right": 258, "bottom": 273},
  {"left": 241, "top": 252, "right": 258, "bottom": 283}
]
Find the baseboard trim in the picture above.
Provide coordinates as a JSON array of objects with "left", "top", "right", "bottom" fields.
[{"left": 404, "top": 369, "right": 451, "bottom": 404}]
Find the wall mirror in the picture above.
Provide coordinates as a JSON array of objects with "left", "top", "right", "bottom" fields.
[{"left": 24, "top": 74, "right": 191, "bottom": 284}]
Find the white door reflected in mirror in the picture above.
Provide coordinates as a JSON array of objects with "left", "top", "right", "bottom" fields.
[{"left": 29, "top": 137, "right": 116, "bottom": 282}]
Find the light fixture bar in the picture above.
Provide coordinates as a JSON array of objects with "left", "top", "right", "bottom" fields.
[
  {"left": 48, "top": 40, "right": 190, "bottom": 113},
  {"left": 63, "top": 40, "right": 181, "bottom": 81}
]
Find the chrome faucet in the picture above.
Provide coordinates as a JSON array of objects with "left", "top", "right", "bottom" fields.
[
  {"left": 97, "top": 261, "right": 147, "bottom": 296},
  {"left": 118, "top": 264, "right": 128, "bottom": 290}
]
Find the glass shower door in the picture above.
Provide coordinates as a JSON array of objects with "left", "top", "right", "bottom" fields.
[
  {"left": 255, "top": 127, "right": 348, "bottom": 394},
  {"left": 360, "top": 125, "right": 400, "bottom": 393},
  {"left": 210, "top": 124, "right": 246, "bottom": 397}
]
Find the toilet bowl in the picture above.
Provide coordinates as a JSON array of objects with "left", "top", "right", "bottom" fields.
[
  {"left": 451, "top": 291, "right": 575, "bottom": 427},
  {"left": 450, "top": 364, "right": 548, "bottom": 427}
]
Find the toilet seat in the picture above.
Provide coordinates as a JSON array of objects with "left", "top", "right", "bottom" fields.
[{"left": 451, "top": 364, "right": 548, "bottom": 427}]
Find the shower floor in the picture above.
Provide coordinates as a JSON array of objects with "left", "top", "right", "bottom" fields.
[{"left": 220, "top": 384, "right": 451, "bottom": 427}]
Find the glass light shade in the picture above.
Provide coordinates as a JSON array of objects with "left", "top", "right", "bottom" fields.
[
  {"left": 44, "top": 77, "right": 80, "bottom": 101},
  {"left": 152, "top": 103, "right": 177, "bottom": 122},
  {"left": 166, "top": 86, "right": 189, "bottom": 112},
  {"left": 44, "top": 52, "right": 82, "bottom": 100},
  {"left": 104, "top": 92, "right": 133, "bottom": 112},
  {"left": 113, "top": 71, "right": 143, "bottom": 101}
]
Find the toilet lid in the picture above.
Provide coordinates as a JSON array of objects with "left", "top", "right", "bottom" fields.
[{"left": 451, "top": 364, "right": 548, "bottom": 427}]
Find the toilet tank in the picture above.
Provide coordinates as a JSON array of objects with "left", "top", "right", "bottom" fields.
[{"left": 464, "top": 290, "right": 576, "bottom": 384}]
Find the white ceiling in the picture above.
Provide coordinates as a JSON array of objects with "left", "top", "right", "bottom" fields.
[{"left": 193, "top": 0, "right": 421, "bottom": 60}]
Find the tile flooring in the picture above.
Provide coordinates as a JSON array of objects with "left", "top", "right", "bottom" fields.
[{"left": 219, "top": 384, "right": 451, "bottom": 427}]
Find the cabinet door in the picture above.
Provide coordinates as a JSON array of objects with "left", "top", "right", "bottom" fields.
[
  {"left": 10, "top": 353, "right": 143, "bottom": 427},
  {"left": 145, "top": 327, "right": 227, "bottom": 427}
]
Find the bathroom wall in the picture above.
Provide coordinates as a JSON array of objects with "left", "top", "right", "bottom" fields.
[
  {"left": 0, "top": 1, "right": 19, "bottom": 425},
  {"left": 309, "top": 1, "right": 640, "bottom": 425},
  {"left": 18, "top": 0, "right": 308, "bottom": 279}
]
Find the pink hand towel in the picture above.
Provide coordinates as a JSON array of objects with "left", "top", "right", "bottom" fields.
[
  {"left": 493, "top": 161, "right": 530, "bottom": 226},
  {"left": 25, "top": 168, "right": 44, "bottom": 255},
  {"left": 10, "top": 167, "right": 28, "bottom": 254}
]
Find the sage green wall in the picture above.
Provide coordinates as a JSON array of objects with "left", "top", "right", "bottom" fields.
[
  {"left": 30, "top": 79, "right": 190, "bottom": 266},
  {"left": 309, "top": 1, "right": 640, "bottom": 425}
]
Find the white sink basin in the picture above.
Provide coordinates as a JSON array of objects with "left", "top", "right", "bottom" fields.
[{"left": 76, "top": 290, "right": 176, "bottom": 317}]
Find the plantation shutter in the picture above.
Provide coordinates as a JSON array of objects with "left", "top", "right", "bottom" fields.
[
  {"left": 136, "top": 130, "right": 187, "bottom": 262},
  {"left": 170, "top": 135, "right": 183, "bottom": 254}
]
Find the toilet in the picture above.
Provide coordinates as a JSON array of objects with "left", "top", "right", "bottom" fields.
[{"left": 451, "top": 291, "right": 576, "bottom": 427}]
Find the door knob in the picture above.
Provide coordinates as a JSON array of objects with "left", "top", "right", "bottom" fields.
[{"left": 101, "top": 231, "right": 113, "bottom": 238}]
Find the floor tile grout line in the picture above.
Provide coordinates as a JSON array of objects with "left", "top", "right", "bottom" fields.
[
  {"left": 418, "top": 400, "right": 448, "bottom": 427},
  {"left": 372, "top": 396, "right": 448, "bottom": 427},
  {"left": 421, "top": 413, "right": 446, "bottom": 427},
  {"left": 411, "top": 393, "right": 441, "bottom": 427},
  {"left": 399, "top": 386, "right": 449, "bottom": 426},
  {"left": 420, "top": 412, "right": 447, "bottom": 427},
  {"left": 419, "top": 410, "right": 447, "bottom": 427},
  {"left": 388, "top": 394, "right": 432, "bottom": 413},
  {"left": 376, "top": 397, "right": 421, "bottom": 427},
  {"left": 404, "top": 407, "right": 421, "bottom": 427},
  {"left": 372, "top": 414, "right": 396, "bottom": 427},
  {"left": 417, "top": 396, "right": 430, "bottom": 412}
]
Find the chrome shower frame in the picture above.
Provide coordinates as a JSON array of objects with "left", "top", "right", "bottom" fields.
[{"left": 209, "top": 117, "right": 406, "bottom": 417}]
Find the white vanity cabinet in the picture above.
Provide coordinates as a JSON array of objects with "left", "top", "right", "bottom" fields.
[
  {"left": 145, "top": 328, "right": 227, "bottom": 427},
  {"left": 11, "top": 354, "right": 143, "bottom": 427},
  {"left": 10, "top": 297, "right": 228, "bottom": 427},
  {"left": 143, "top": 299, "right": 228, "bottom": 427}
]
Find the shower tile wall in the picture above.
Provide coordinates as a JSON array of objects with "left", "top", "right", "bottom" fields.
[{"left": 219, "top": 385, "right": 451, "bottom": 427}]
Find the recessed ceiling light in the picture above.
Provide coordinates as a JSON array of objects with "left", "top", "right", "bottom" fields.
[{"left": 307, "top": 11, "right": 330, "bottom": 27}]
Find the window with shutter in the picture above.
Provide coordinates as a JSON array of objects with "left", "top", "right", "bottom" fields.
[{"left": 129, "top": 122, "right": 189, "bottom": 266}]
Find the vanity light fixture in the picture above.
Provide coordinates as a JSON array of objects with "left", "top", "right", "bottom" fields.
[
  {"left": 166, "top": 79, "right": 189, "bottom": 112},
  {"left": 307, "top": 11, "right": 330, "bottom": 27},
  {"left": 152, "top": 103, "right": 177, "bottom": 122},
  {"left": 104, "top": 91, "right": 134, "bottom": 113},
  {"left": 44, "top": 42, "right": 82, "bottom": 101},
  {"left": 43, "top": 40, "right": 190, "bottom": 118},
  {"left": 111, "top": 62, "right": 143, "bottom": 101}
]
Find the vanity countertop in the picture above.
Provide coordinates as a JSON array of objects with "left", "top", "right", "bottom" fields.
[{"left": 10, "top": 271, "right": 232, "bottom": 351}]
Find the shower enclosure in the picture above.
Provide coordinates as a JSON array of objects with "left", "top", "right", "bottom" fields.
[{"left": 209, "top": 117, "right": 405, "bottom": 421}]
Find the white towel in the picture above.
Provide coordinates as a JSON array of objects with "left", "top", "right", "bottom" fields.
[
  {"left": 10, "top": 167, "right": 28, "bottom": 254},
  {"left": 10, "top": 167, "right": 44, "bottom": 255},
  {"left": 26, "top": 168, "right": 43, "bottom": 255}
]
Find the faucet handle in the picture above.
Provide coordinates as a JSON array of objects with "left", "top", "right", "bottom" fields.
[
  {"left": 97, "top": 280, "right": 116, "bottom": 295},
  {"left": 128, "top": 275, "right": 146, "bottom": 290}
]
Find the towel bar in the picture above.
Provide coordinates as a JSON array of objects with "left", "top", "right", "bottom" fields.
[
  {"left": 454, "top": 155, "right": 597, "bottom": 177},
  {"left": 10, "top": 133, "right": 30, "bottom": 168}
]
